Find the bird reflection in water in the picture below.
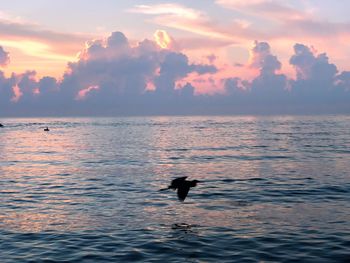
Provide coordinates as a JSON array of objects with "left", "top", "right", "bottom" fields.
[{"left": 171, "top": 223, "right": 201, "bottom": 234}]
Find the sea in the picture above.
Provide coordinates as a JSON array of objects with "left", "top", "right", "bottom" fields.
[{"left": 0, "top": 115, "right": 350, "bottom": 262}]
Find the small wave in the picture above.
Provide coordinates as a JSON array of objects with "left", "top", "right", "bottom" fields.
[
  {"left": 168, "top": 156, "right": 183, "bottom": 160},
  {"left": 319, "top": 185, "right": 350, "bottom": 194},
  {"left": 188, "top": 154, "right": 293, "bottom": 162},
  {"left": 165, "top": 148, "right": 189, "bottom": 152},
  {"left": 221, "top": 177, "right": 266, "bottom": 183}
]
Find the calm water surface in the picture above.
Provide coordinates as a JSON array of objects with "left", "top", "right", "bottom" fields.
[{"left": 0, "top": 116, "right": 350, "bottom": 262}]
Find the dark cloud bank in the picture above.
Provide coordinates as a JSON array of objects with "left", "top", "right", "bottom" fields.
[{"left": 0, "top": 32, "right": 349, "bottom": 116}]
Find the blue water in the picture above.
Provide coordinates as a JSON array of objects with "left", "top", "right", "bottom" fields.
[{"left": 0, "top": 116, "right": 350, "bottom": 262}]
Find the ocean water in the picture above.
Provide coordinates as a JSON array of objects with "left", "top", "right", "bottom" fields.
[{"left": 0, "top": 116, "right": 350, "bottom": 262}]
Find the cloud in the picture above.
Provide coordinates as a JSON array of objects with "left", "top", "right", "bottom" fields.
[
  {"left": 173, "top": 37, "right": 234, "bottom": 52},
  {"left": 0, "top": 19, "right": 91, "bottom": 60},
  {"left": 154, "top": 30, "right": 175, "bottom": 49},
  {"left": 60, "top": 31, "right": 160, "bottom": 102},
  {"left": 335, "top": 71, "right": 350, "bottom": 92},
  {"left": 76, "top": 85, "right": 99, "bottom": 100},
  {"left": 129, "top": 3, "right": 241, "bottom": 42},
  {"left": 0, "top": 46, "right": 10, "bottom": 66},
  {"left": 0, "top": 17, "right": 94, "bottom": 78},
  {"left": 46, "top": 31, "right": 216, "bottom": 114},
  {"left": 274, "top": 19, "right": 350, "bottom": 41},
  {"left": 215, "top": 0, "right": 350, "bottom": 45},
  {"left": 216, "top": 0, "right": 307, "bottom": 20},
  {"left": 249, "top": 41, "right": 281, "bottom": 75},
  {"left": 133, "top": 1, "right": 350, "bottom": 52},
  {"left": 221, "top": 40, "right": 350, "bottom": 113},
  {"left": 289, "top": 43, "right": 338, "bottom": 84},
  {"left": 154, "top": 51, "right": 217, "bottom": 97},
  {"left": 0, "top": 71, "right": 14, "bottom": 105},
  {"left": 287, "top": 43, "right": 350, "bottom": 108},
  {"left": 129, "top": 1, "right": 350, "bottom": 55},
  {"left": 225, "top": 41, "right": 289, "bottom": 107},
  {"left": 0, "top": 31, "right": 349, "bottom": 116},
  {"left": 129, "top": 4, "right": 202, "bottom": 20}
]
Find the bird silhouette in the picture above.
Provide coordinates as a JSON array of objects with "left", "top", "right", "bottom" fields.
[
  {"left": 0, "top": 123, "right": 3, "bottom": 127},
  {"left": 160, "top": 176, "right": 200, "bottom": 201},
  {"left": 44, "top": 127, "right": 50, "bottom": 131}
]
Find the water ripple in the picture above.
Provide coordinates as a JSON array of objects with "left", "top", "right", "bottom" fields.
[{"left": 1, "top": 116, "right": 350, "bottom": 262}]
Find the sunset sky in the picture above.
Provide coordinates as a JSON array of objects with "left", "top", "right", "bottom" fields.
[{"left": 1, "top": 0, "right": 350, "bottom": 115}]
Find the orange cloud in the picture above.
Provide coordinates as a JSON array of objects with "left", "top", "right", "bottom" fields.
[
  {"left": 154, "top": 30, "right": 172, "bottom": 49},
  {"left": 0, "top": 40, "right": 75, "bottom": 61},
  {"left": 0, "top": 19, "right": 93, "bottom": 77}
]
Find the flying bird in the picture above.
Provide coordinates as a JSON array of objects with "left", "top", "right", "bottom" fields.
[
  {"left": 160, "top": 176, "right": 200, "bottom": 201},
  {"left": 44, "top": 127, "right": 50, "bottom": 131},
  {"left": 0, "top": 123, "right": 3, "bottom": 127}
]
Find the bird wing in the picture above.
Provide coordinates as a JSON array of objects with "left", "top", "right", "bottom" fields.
[
  {"left": 171, "top": 176, "right": 187, "bottom": 189},
  {"left": 177, "top": 185, "right": 190, "bottom": 201}
]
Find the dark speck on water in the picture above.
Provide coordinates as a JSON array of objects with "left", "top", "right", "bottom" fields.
[{"left": 0, "top": 116, "right": 350, "bottom": 262}]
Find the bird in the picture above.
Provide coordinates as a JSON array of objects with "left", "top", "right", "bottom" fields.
[
  {"left": 0, "top": 123, "right": 3, "bottom": 127},
  {"left": 44, "top": 127, "right": 50, "bottom": 131},
  {"left": 160, "top": 176, "right": 200, "bottom": 201}
]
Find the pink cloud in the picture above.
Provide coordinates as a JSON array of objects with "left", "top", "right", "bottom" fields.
[
  {"left": 129, "top": 4, "right": 203, "bottom": 20},
  {"left": 76, "top": 85, "right": 100, "bottom": 100},
  {"left": 176, "top": 72, "right": 225, "bottom": 95},
  {"left": 11, "top": 84, "right": 22, "bottom": 102},
  {"left": 1, "top": 29, "right": 350, "bottom": 116},
  {"left": 216, "top": 0, "right": 309, "bottom": 20}
]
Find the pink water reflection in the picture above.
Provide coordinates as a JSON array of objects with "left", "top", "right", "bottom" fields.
[{"left": 0, "top": 119, "right": 97, "bottom": 232}]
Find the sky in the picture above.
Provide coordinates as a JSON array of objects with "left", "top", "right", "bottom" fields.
[{"left": 0, "top": 0, "right": 350, "bottom": 116}]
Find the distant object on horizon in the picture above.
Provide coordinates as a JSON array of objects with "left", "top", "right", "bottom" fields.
[
  {"left": 44, "top": 127, "right": 50, "bottom": 131},
  {"left": 0, "top": 123, "right": 3, "bottom": 127},
  {"left": 160, "top": 176, "right": 200, "bottom": 201}
]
